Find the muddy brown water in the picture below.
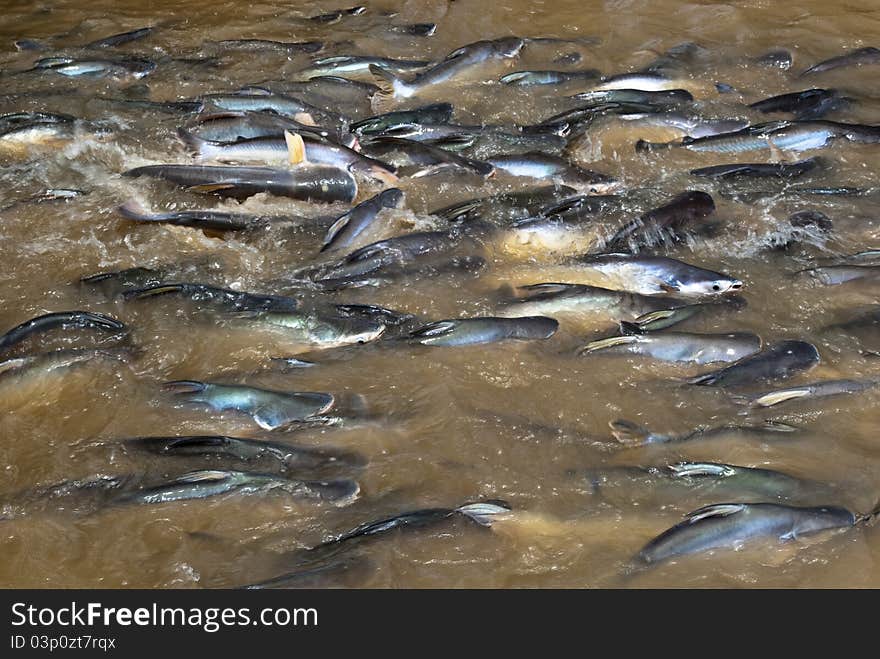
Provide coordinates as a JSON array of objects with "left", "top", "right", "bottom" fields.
[{"left": 1, "top": 0, "right": 879, "bottom": 587}]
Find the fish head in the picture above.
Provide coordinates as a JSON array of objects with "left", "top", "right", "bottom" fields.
[{"left": 675, "top": 276, "right": 743, "bottom": 297}]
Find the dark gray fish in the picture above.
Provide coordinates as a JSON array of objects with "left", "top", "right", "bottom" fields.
[
  {"left": 500, "top": 69, "right": 600, "bottom": 86},
  {"left": 370, "top": 37, "right": 525, "bottom": 111},
  {"left": 363, "top": 136, "right": 495, "bottom": 178},
  {"left": 309, "top": 500, "right": 511, "bottom": 553},
  {"left": 405, "top": 316, "right": 558, "bottom": 346},
  {"left": 0, "top": 112, "right": 77, "bottom": 153},
  {"left": 190, "top": 111, "right": 356, "bottom": 147},
  {"left": 84, "top": 26, "right": 155, "bottom": 49},
  {"left": 690, "top": 158, "right": 821, "bottom": 179},
  {"left": 316, "top": 230, "right": 461, "bottom": 283},
  {"left": 687, "top": 340, "right": 820, "bottom": 387},
  {"left": 308, "top": 6, "right": 366, "bottom": 24},
  {"left": 750, "top": 89, "right": 845, "bottom": 120},
  {"left": 0, "top": 311, "right": 126, "bottom": 353},
  {"left": 80, "top": 267, "right": 168, "bottom": 295},
  {"left": 211, "top": 39, "right": 323, "bottom": 54},
  {"left": 122, "top": 164, "right": 358, "bottom": 203},
  {"left": 104, "top": 98, "right": 205, "bottom": 114},
  {"left": 243, "top": 556, "right": 372, "bottom": 589},
  {"left": 389, "top": 23, "right": 437, "bottom": 37},
  {"left": 637, "top": 503, "right": 856, "bottom": 564},
  {"left": 569, "top": 88, "right": 694, "bottom": 106},
  {"left": 114, "top": 470, "right": 359, "bottom": 505},
  {"left": 349, "top": 102, "right": 454, "bottom": 135},
  {"left": 123, "top": 283, "right": 299, "bottom": 313},
  {"left": 797, "top": 264, "right": 880, "bottom": 286},
  {"left": 608, "top": 418, "right": 799, "bottom": 447},
  {"left": 117, "top": 199, "right": 302, "bottom": 231},
  {"left": 124, "top": 435, "right": 366, "bottom": 472},
  {"left": 321, "top": 188, "right": 404, "bottom": 252},
  {"left": 800, "top": 46, "right": 880, "bottom": 76},
  {"left": 755, "top": 49, "right": 792, "bottom": 70},
  {"left": 163, "top": 380, "right": 335, "bottom": 430},
  {"left": 603, "top": 190, "right": 715, "bottom": 252},
  {"left": 430, "top": 185, "right": 577, "bottom": 223}
]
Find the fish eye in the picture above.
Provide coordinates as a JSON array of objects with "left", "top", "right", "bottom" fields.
[{"left": 712, "top": 284, "right": 721, "bottom": 291}]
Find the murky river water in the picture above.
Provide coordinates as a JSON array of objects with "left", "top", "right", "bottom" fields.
[{"left": 1, "top": 0, "right": 879, "bottom": 587}]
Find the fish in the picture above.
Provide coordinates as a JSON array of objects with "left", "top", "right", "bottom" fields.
[
  {"left": 497, "top": 283, "right": 676, "bottom": 325},
  {"left": 308, "top": 6, "right": 366, "bottom": 24},
  {"left": 117, "top": 199, "right": 302, "bottom": 231},
  {"left": 736, "top": 379, "right": 878, "bottom": 408},
  {"left": 430, "top": 185, "right": 577, "bottom": 224},
  {"left": 0, "top": 311, "right": 126, "bottom": 353},
  {"left": 569, "top": 254, "right": 742, "bottom": 297},
  {"left": 349, "top": 103, "right": 454, "bottom": 135},
  {"left": 370, "top": 37, "right": 525, "bottom": 111},
  {"left": 485, "top": 153, "right": 618, "bottom": 193},
  {"left": 602, "top": 190, "right": 715, "bottom": 252},
  {"left": 124, "top": 435, "right": 366, "bottom": 472},
  {"left": 163, "top": 380, "right": 335, "bottom": 430},
  {"left": 636, "top": 503, "right": 857, "bottom": 564},
  {"left": 687, "top": 340, "right": 820, "bottom": 387},
  {"left": 364, "top": 136, "right": 495, "bottom": 178},
  {"left": 578, "top": 331, "right": 761, "bottom": 364},
  {"left": 591, "top": 72, "right": 703, "bottom": 94},
  {"left": 690, "top": 158, "right": 821, "bottom": 180},
  {"left": 321, "top": 188, "right": 404, "bottom": 252},
  {"left": 615, "top": 112, "right": 749, "bottom": 139},
  {"left": 242, "top": 556, "right": 373, "bottom": 589},
  {"left": 800, "top": 46, "right": 880, "bottom": 76},
  {"left": 586, "top": 462, "right": 825, "bottom": 506},
  {"left": 0, "top": 349, "right": 129, "bottom": 387},
  {"left": 114, "top": 470, "right": 359, "bottom": 505},
  {"left": 618, "top": 297, "right": 746, "bottom": 334},
  {"left": 755, "top": 49, "right": 793, "bottom": 70},
  {"left": 797, "top": 265, "right": 880, "bottom": 286},
  {"left": 499, "top": 69, "right": 600, "bottom": 86},
  {"left": 404, "top": 316, "right": 558, "bottom": 346},
  {"left": 569, "top": 88, "right": 694, "bottom": 106},
  {"left": 389, "top": 23, "right": 438, "bottom": 37},
  {"left": 188, "top": 111, "right": 355, "bottom": 146},
  {"left": 637, "top": 120, "right": 880, "bottom": 155},
  {"left": 608, "top": 418, "right": 799, "bottom": 447},
  {"left": 749, "top": 89, "right": 845, "bottom": 120},
  {"left": 210, "top": 39, "right": 323, "bottom": 54},
  {"left": 84, "top": 26, "right": 155, "bottom": 49},
  {"left": 238, "top": 309, "right": 387, "bottom": 352},
  {"left": 201, "top": 89, "right": 343, "bottom": 127},
  {"left": 28, "top": 56, "right": 156, "bottom": 79},
  {"left": 80, "top": 267, "right": 170, "bottom": 296},
  {"left": 315, "top": 230, "right": 467, "bottom": 284},
  {"left": 122, "top": 283, "right": 299, "bottom": 313},
  {"left": 295, "top": 56, "right": 430, "bottom": 80},
  {"left": 122, "top": 165, "right": 358, "bottom": 203},
  {"left": 309, "top": 500, "right": 512, "bottom": 553},
  {"left": 177, "top": 129, "right": 398, "bottom": 184},
  {"left": 104, "top": 98, "right": 205, "bottom": 114},
  {"left": 0, "top": 112, "right": 77, "bottom": 154}
]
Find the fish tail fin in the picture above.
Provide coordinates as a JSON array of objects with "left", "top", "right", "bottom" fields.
[
  {"left": 176, "top": 127, "right": 210, "bottom": 160},
  {"left": 284, "top": 130, "right": 308, "bottom": 165},
  {"left": 456, "top": 500, "right": 512, "bottom": 527},
  {"left": 369, "top": 64, "right": 405, "bottom": 113},
  {"left": 608, "top": 419, "right": 651, "bottom": 445},
  {"left": 578, "top": 335, "right": 636, "bottom": 355}
]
